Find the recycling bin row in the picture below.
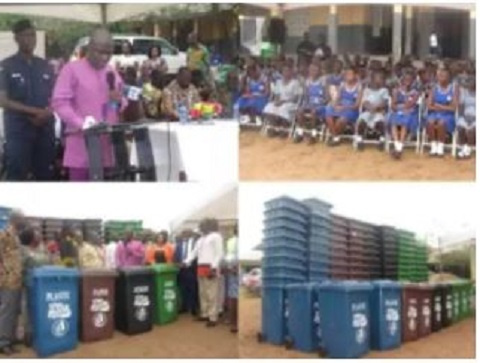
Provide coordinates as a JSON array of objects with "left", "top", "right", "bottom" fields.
[
  {"left": 28, "top": 265, "right": 179, "bottom": 357},
  {"left": 259, "top": 280, "right": 474, "bottom": 358}
]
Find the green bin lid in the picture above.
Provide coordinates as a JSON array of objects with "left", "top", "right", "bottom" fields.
[{"left": 151, "top": 264, "right": 179, "bottom": 274}]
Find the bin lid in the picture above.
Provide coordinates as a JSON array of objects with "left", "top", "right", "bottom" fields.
[
  {"left": 285, "top": 282, "right": 326, "bottom": 291},
  {"left": 151, "top": 264, "right": 179, "bottom": 274},
  {"left": 317, "top": 281, "right": 373, "bottom": 292},
  {"left": 81, "top": 268, "right": 118, "bottom": 277},
  {"left": 416, "top": 282, "right": 434, "bottom": 290},
  {"left": 371, "top": 280, "right": 402, "bottom": 290},
  {"left": 31, "top": 266, "right": 79, "bottom": 278},
  {"left": 118, "top": 266, "right": 154, "bottom": 276}
]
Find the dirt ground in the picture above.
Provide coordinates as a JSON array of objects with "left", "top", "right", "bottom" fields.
[
  {"left": 15, "top": 314, "right": 238, "bottom": 358},
  {"left": 239, "top": 130, "right": 476, "bottom": 181},
  {"left": 239, "top": 296, "right": 476, "bottom": 359}
]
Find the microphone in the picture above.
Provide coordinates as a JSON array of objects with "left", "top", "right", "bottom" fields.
[
  {"left": 106, "top": 71, "right": 119, "bottom": 114},
  {"left": 106, "top": 71, "right": 115, "bottom": 91}
]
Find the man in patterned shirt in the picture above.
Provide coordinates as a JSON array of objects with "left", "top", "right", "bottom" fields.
[
  {"left": 162, "top": 67, "right": 200, "bottom": 121},
  {"left": 0, "top": 210, "right": 26, "bottom": 355}
]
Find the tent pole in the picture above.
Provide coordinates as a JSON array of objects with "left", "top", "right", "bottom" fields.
[{"left": 101, "top": 3, "right": 107, "bottom": 25}]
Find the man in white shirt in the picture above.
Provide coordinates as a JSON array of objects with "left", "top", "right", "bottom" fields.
[
  {"left": 105, "top": 240, "right": 118, "bottom": 269},
  {"left": 185, "top": 218, "right": 224, "bottom": 327}
]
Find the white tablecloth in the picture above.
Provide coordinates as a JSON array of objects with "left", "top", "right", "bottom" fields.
[{"left": 131, "top": 120, "right": 238, "bottom": 182}]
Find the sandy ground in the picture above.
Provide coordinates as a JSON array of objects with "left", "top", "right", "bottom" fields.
[
  {"left": 14, "top": 314, "right": 238, "bottom": 358},
  {"left": 239, "top": 295, "right": 476, "bottom": 359},
  {"left": 239, "top": 130, "right": 476, "bottom": 181}
]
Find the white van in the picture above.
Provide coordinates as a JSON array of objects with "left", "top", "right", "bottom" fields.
[{"left": 71, "top": 34, "right": 186, "bottom": 75}]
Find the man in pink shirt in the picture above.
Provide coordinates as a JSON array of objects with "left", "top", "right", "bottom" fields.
[
  {"left": 52, "top": 27, "right": 127, "bottom": 181},
  {"left": 115, "top": 230, "right": 145, "bottom": 267}
]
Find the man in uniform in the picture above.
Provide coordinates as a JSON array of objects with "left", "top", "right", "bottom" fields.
[{"left": 0, "top": 19, "right": 55, "bottom": 181}]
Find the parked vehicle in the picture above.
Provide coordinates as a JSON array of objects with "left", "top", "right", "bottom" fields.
[
  {"left": 71, "top": 35, "right": 186, "bottom": 75},
  {"left": 242, "top": 267, "right": 262, "bottom": 293}
]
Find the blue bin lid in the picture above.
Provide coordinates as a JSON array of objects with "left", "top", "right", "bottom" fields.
[
  {"left": 286, "top": 281, "right": 330, "bottom": 291},
  {"left": 318, "top": 280, "right": 373, "bottom": 292},
  {"left": 371, "top": 280, "right": 402, "bottom": 290},
  {"left": 31, "top": 266, "right": 79, "bottom": 278}
]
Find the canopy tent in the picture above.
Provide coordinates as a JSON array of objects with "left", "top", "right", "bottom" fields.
[
  {"left": 0, "top": 3, "right": 234, "bottom": 24},
  {"left": 170, "top": 184, "right": 237, "bottom": 233},
  {"left": 248, "top": 3, "right": 475, "bottom": 13}
]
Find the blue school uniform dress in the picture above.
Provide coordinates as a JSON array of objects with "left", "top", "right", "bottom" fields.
[
  {"left": 237, "top": 76, "right": 269, "bottom": 115},
  {"left": 304, "top": 79, "right": 328, "bottom": 118},
  {"left": 427, "top": 83, "right": 456, "bottom": 133},
  {"left": 389, "top": 87, "right": 420, "bottom": 133},
  {"left": 327, "top": 74, "right": 343, "bottom": 87},
  {"left": 326, "top": 82, "right": 361, "bottom": 123}
]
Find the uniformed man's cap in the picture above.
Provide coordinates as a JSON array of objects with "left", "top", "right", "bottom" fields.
[{"left": 12, "top": 19, "right": 35, "bottom": 35}]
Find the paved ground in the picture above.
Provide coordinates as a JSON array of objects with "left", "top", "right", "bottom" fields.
[
  {"left": 239, "top": 295, "right": 476, "bottom": 358},
  {"left": 240, "top": 130, "right": 476, "bottom": 181},
  {"left": 15, "top": 314, "right": 238, "bottom": 358}
]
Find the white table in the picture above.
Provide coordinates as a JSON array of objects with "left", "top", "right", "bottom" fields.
[{"left": 131, "top": 120, "right": 238, "bottom": 182}]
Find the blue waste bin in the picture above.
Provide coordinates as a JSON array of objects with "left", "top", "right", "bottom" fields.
[
  {"left": 317, "top": 281, "right": 373, "bottom": 358},
  {"left": 29, "top": 267, "right": 80, "bottom": 357},
  {"left": 260, "top": 284, "right": 288, "bottom": 345},
  {"left": 369, "top": 280, "right": 402, "bottom": 351},
  {"left": 285, "top": 283, "right": 323, "bottom": 352}
]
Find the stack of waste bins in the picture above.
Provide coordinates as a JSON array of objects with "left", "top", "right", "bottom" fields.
[
  {"left": 348, "top": 218, "right": 382, "bottom": 280},
  {"left": 258, "top": 195, "right": 474, "bottom": 359},
  {"left": 303, "top": 198, "right": 332, "bottom": 282},
  {"left": 379, "top": 226, "right": 398, "bottom": 280},
  {"left": 329, "top": 214, "right": 350, "bottom": 280},
  {"left": 260, "top": 196, "right": 309, "bottom": 345},
  {"left": 397, "top": 230, "right": 428, "bottom": 282}
]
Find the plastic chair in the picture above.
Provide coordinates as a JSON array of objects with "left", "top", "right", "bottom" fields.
[{"left": 352, "top": 94, "right": 389, "bottom": 151}]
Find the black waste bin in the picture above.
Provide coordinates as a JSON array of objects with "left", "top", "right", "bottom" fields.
[
  {"left": 440, "top": 283, "right": 453, "bottom": 328},
  {"left": 115, "top": 267, "right": 155, "bottom": 335},
  {"left": 431, "top": 283, "right": 443, "bottom": 332}
]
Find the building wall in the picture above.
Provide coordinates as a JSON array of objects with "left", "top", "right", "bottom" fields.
[
  {"left": 284, "top": 5, "right": 390, "bottom": 55},
  {"left": 281, "top": 4, "right": 471, "bottom": 59}
]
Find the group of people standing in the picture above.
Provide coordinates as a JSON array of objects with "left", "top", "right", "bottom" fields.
[{"left": 0, "top": 210, "right": 238, "bottom": 356}]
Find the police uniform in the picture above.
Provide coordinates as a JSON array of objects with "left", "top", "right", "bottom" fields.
[{"left": 0, "top": 53, "right": 55, "bottom": 180}]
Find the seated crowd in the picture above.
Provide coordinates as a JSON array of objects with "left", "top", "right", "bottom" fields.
[{"left": 236, "top": 53, "right": 476, "bottom": 160}]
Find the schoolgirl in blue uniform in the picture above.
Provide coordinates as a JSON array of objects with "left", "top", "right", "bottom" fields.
[
  {"left": 293, "top": 63, "right": 330, "bottom": 144},
  {"left": 237, "top": 64, "right": 269, "bottom": 124},
  {"left": 325, "top": 66, "right": 363, "bottom": 146},
  {"left": 389, "top": 69, "right": 420, "bottom": 159},
  {"left": 426, "top": 67, "right": 459, "bottom": 157},
  {"left": 326, "top": 59, "right": 344, "bottom": 87}
]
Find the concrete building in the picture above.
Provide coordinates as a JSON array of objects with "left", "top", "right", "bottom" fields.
[{"left": 244, "top": 3, "right": 476, "bottom": 61}]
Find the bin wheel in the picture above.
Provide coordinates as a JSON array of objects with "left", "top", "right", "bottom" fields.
[
  {"left": 285, "top": 338, "right": 293, "bottom": 350},
  {"left": 318, "top": 348, "right": 327, "bottom": 358},
  {"left": 257, "top": 332, "right": 265, "bottom": 343}
]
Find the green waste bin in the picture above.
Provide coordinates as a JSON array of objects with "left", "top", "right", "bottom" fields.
[
  {"left": 458, "top": 280, "right": 473, "bottom": 319},
  {"left": 451, "top": 281, "right": 462, "bottom": 323},
  {"left": 151, "top": 264, "right": 179, "bottom": 325}
]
